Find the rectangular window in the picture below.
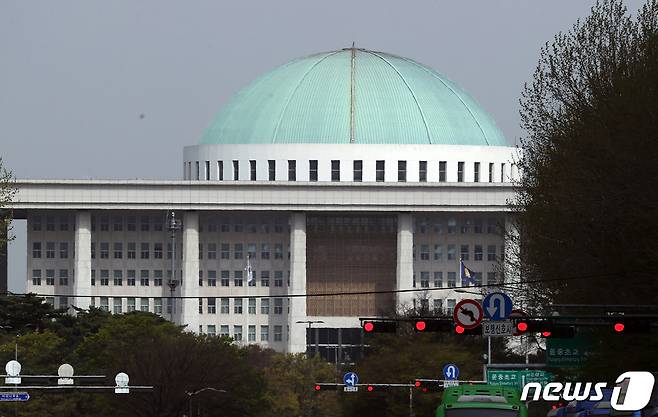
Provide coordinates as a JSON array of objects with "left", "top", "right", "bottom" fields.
[
  {"left": 113, "top": 270, "right": 123, "bottom": 286},
  {"left": 219, "top": 325, "right": 229, "bottom": 337},
  {"left": 474, "top": 219, "right": 483, "bottom": 234},
  {"left": 140, "top": 216, "right": 149, "bottom": 232},
  {"left": 234, "top": 243, "right": 243, "bottom": 259},
  {"left": 140, "top": 242, "right": 149, "bottom": 259},
  {"left": 127, "top": 242, "right": 136, "bottom": 259},
  {"left": 248, "top": 325, "right": 256, "bottom": 342},
  {"left": 474, "top": 245, "right": 483, "bottom": 261},
  {"left": 100, "top": 216, "right": 109, "bottom": 231},
  {"left": 154, "top": 243, "right": 163, "bottom": 259},
  {"left": 113, "top": 298, "right": 122, "bottom": 314},
  {"left": 207, "top": 243, "right": 217, "bottom": 259},
  {"left": 457, "top": 162, "right": 465, "bottom": 182},
  {"left": 32, "top": 216, "right": 42, "bottom": 231},
  {"left": 447, "top": 244, "right": 456, "bottom": 261},
  {"left": 46, "top": 216, "right": 55, "bottom": 231},
  {"left": 59, "top": 216, "right": 68, "bottom": 231},
  {"left": 474, "top": 162, "right": 480, "bottom": 182},
  {"left": 220, "top": 243, "right": 230, "bottom": 259},
  {"left": 460, "top": 244, "right": 469, "bottom": 261},
  {"left": 32, "top": 269, "right": 42, "bottom": 286},
  {"left": 91, "top": 270, "right": 96, "bottom": 286},
  {"left": 46, "top": 241, "right": 55, "bottom": 258},
  {"left": 140, "top": 298, "right": 149, "bottom": 312},
  {"left": 274, "top": 325, "right": 282, "bottom": 342},
  {"left": 274, "top": 271, "right": 283, "bottom": 287},
  {"left": 91, "top": 242, "right": 96, "bottom": 259},
  {"left": 127, "top": 270, "right": 136, "bottom": 286},
  {"left": 398, "top": 160, "right": 407, "bottom": 182},
  {"left": 376, "top": 160, "right": 385, "bottom": 182},
  {"left": 154, "top": 270, "right": 163, "bottom": 286},
  {"left": 260, "top": 325, "right": 269, "bottom": 341},
  {"left": 221, "top": 270, "right": 229, "bottom": 287},
  {"left": 59, "top": 269, "right": 69, "bottom": 286},
  {"left": 487, "top": 218, "right": 498, "bottom": 234},
  {"left": 234, "top": 326, "right": 243, "bottom": 342},
  {"left": 288, "top": 160, "right": 296, "bottom": 181},
  {"left": 433, "top": 244, "right": 443, "bottom": 261},
  {"left": 111, "top": 216, "right": 122, "bottom": 232},
  {"left": 234, "top": 270, "right": 243, "bottom": 287},
  {"left": 220, "top": 298, "right": 229, "bottom": 314},
  {"left": 195, "top": 161, "right": 200, "bottom": 180},
  {"left": 154, "top": 298, "right": 162, "bottom": 315},
  {"left": 100, "top": 297, "right": 109, "bottom": 312},
  {"left": 261, "top": 298, "right": 270, "bottom": 314},
  {"left": 309, "top": 160, "right": 318, "bottom": 181},
  {"left": 205, "top": 160, "right": 210, "bottom": 180},
  {"left": 46, "top": 269, "right": 55, "bottom": 286},
  {"left": 274, "top": 243, "right": 283, "bottom": 259},
  {"left": 260, "top": 271, "right": 270, "bottom": 287},
  {"left": 439, "top": 161, "right": 447, "bottom": 182},
  {"left": 447, "top": 272, "right": 456, "bottom": 288},
  {"left": 419, "top": 161, "right": 427, "bottom": 182},
  {"left": 420, "top": 244, "right": 429, "bottom": 260},
  {"left": 331, "top": 160, "right": 340, "bottom": 181},
  {"left": 215, "top": 160, "right": 223, "bottom": 181},
  {"left": 487, "top": 245, "right": 497, "bottom": 261},
  {"left": 433, "top": 272, "right": 443, "bottom": 287},
  {"left": 487, "top": 272, "right": 498, "bottom": 285},
  {"left": 32, "top": 242, "right": 41, "bottom": 258},
  {"left": 489, "top": 162, "right": 494, "bottom": 183},
  {"left": 232, "top": 160, "right": 239, "bottom": 180},
  {"left": 233, "top": 298, "right": 242, "bottom": 314},
  {"left": 461, "top": 219, "right": 471, "bottom": 234},
  {"left": 353, "top": 160, "right": 362, "bottom": 182},
  {"left": 249, "top": 160, "right": 256, "bottom": 181},
  {"left": 207, "top": 270, "right": 217, "bottom": 287},
  {"left": 99, "top": 269, "right": 109, "bottom": 286},
  {"left": 447, "top": 219, "right": 457, "bottom": 234},
  {"left": 274, "top": 298, "right": 283, "bottom": 314},
  {"left": 434, "top": 299, "right": 444, "bottom": 314},
  {"left": 500, "top": 163, "right": 506, "bottom": 182},
  {"left": 110, "top": 242, "right": 121, "bottom": 259},
  {"left": 125, "top": 216, "right": 135, "bottom": 231},
  {"left": 198, "top": 243, "right": 203, "bottom": 260},
  {"left": 247, "top": 243, "right": 256, "bottom": 259},
  {"left": 140, "top": 270, "right": 149, "bottom": 286},
  {"left": 207, "top": 298, "right": 216, "bottom": 314},
  {"left": 248, "top": 298, "right": 256, "bottom": 314},
  {"left": 420, "top": 271, "right": 430, "bottom": 288},
  {"left": 207, "top": 325, "right": 216, "bottom": 337},
  {"left": 260, "top": 243, "right": 270, "bottom": 260},
  {"left": 100, "top": 242, "right": 109, "bottom": 259},
  {"left": 127, "top": 298, "right": 136, "bottom": 312},
  {"left": 268, "top": 160, "right": 276, "bottom": 181}
]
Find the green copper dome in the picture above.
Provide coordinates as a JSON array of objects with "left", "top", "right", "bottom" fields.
[{"left": 200, "top": 48, "right": 507, "bottom": 146}]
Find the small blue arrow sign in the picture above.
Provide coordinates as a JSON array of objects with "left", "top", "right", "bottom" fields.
[
  {"left": 343, "top": 372, "right": 359, "bottom": 387},
  {"left": 0, "top": 392, "right": 29, "bottom": 402},
  {"left": 443, "top": 364, "right": 459, "bottom": 380},
  {"left": 483, "top": 292, "right": 513, "bottom": 321}
]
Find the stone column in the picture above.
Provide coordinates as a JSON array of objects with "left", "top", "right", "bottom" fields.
[
  {"left": 0, "top": 220, "right": 7, "bottom": 295},
  {"left": 396, "top": 213, "right": 414, "bottom": 311},
  {"left": 181, "top": 211, "right": 200, "bottom": 333},
  {"left": 288, "top": 212, "right": 307, "bottom": 354},
  {"left": 74, "top": 211, "right": 92, "bottom": 310}
]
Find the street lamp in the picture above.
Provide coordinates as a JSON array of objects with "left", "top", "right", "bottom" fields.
[{"left": 186, "top": 387, "right": 227, "bottom": 417}]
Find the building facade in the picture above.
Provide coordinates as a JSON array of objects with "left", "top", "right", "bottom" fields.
[{"left": 9, "top": 48, "right": 518, "bottom": 355}]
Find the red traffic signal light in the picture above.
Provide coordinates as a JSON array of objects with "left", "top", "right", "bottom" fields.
[
  {"left": 414, "top": 380, "right": 421, "bottom": 388},
  {"left": 610, "top": 318, "right": 651, "bottom": 334},
  {"left": 314, "top": 385, "right": 321, "bottom": 391},
  {"left": 367, "top": 385, "right": 374, "bottom": 392},
  {"left": 517, "top": 321, "right": 528, "bottom": 332},
  {"left": 362, "top": 320, "right": 397, "bottom": 333},
  {"left": 455, "top": 324, "right": 482, "bottom": 335},
  {"left": 415, "top": 321, "right": 427, "bottom": 331},
  {"left": 414, "top": 379, "right": 440, "bottom": 392},
  {"left": 513, "top": 319, "right": 574, "bottom": 338}
]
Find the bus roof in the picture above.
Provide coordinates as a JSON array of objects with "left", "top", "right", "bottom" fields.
[{"left": 442, "top": 385, "right": 523, "bottom": 407}]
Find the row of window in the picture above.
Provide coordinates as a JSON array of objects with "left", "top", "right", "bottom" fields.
[
  {"left": 199, "top": 270, "right": 288, "bottom": 287},
  {"left": 413, "top": 244, "right": 504, "bottom": 262},
  {"left": 412, "top": 271, "right": 499, "bottom": 288},
  {"left": 201, "top": 324, "right": 286, "bottom": 342},
  {"left": 414, "top": 218, "right": 501, "bottom": 235},
  {"left": 188, "top": 159, "right": 511, "bottom": 183},
  {"left": 199, "top": 297, "right": 285, "bottom": 315}
]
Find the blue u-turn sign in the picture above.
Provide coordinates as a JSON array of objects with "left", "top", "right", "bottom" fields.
[{"left": 443, "top": 364, "right": 460, "bottom": 380}]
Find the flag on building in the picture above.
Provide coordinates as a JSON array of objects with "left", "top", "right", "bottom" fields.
[
  {"left": 245, "top": 255, "right": 254, "bottom": 284},
  {"left": 460, "top": 258, "right": 476, "bottom": 286}
]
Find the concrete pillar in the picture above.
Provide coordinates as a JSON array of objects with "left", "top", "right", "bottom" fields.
[
  {"left": 74, "top": 211, "right": 92, "bottom": 310},
  {"left": 181, "top": 211, "right": 200, "bottom": 333},
  {"left": 288, "top": 212, "right": 307, "bottom": 354},
  {"left": 396, "top": 213, "right": 414, "bottom": 311},
  {"left": 0, "top": 220, "right": 7, "bottom": 295}
]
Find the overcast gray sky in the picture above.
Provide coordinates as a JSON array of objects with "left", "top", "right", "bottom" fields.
[{"left": 1, "top": 0, "right": 646, "bottom": 291}]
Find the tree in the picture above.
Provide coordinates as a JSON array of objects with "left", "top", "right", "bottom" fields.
[{"left": 512, "top": 0, "right": 658, "bottom": 307}]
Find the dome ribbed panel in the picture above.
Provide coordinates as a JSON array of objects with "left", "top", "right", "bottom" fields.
[
  {"left": 274, "top": 52, "right": 351, "bottom": 144},
  {"left": 354, "top": 52, "right": 429, "bottom": 144},
  {"left": 199, "top": 49, "right": 507, "bottom": 146}
]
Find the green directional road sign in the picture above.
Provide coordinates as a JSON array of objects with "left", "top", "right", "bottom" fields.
[
  {"left": 546, "top": 337, "right": 591, "bottom": 368},
  {"left": 487, "top": 370, "right": 553, "bottom": 389}
]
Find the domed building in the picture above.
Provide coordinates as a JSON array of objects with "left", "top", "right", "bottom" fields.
[{"left": 11, "top": 48, "right": 518, "bottom": 357}]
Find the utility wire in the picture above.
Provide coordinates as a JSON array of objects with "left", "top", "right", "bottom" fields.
[{"left": 1, "top": 270, "right": 645, "bottom": 300}]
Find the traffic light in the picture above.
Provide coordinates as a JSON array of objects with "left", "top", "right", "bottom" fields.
[
  {"left": 362, "top": 320, "right": 397, "bottom": 333},
  {"left": 414, "top": 319, "right": 453, "bottom": 332},
  {"left": 610, "top": 318, "right": 651, "bottom": 334},
  {"left": 454, "top": 324, "right": 482, "bottom": 335},
  {"left": 314, "top": 383, "right": 338, "bottom": 391},
  {"left": 414, "top": 379, "right": 441, "bottom": 393},
  {"left": 514, "top": 319, "right": 574, "bottom": 338}
]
